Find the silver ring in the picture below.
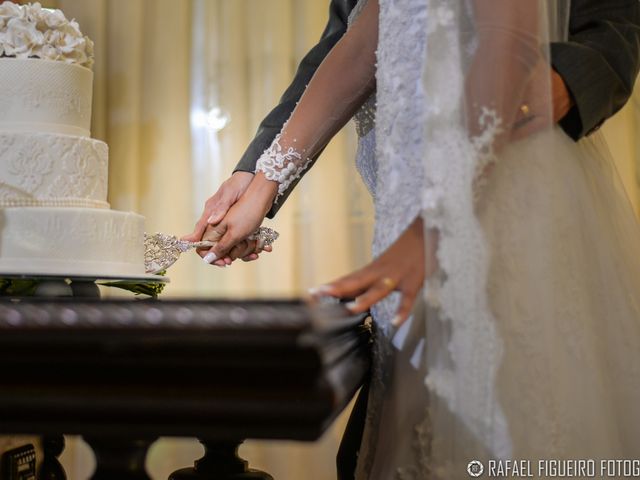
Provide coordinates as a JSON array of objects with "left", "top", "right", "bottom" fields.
[{"left": 248, "top": 227, "right": 279, "bottom": 248}]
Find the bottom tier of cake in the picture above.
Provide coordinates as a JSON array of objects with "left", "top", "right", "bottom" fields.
[{"left": 0, "top": 207, "right": 146, "bottom": 277}]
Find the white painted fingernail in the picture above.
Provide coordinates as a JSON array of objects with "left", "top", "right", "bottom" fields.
[
  {"left": 308, "top": 285, "right": 332, "bottom": 296},
  {"left": 345, "top": 301, "right": 358, "bottom": 311},
  {"left": 203, "top": 253, "right": 218, "bottom": 264},
  {"left": 391, "top": 315, "right": 403, "bottom": 327}
]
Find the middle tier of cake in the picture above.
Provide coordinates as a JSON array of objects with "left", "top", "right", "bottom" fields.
[{"left": 0, "top": 131, "right": 109, "bottom": 208}]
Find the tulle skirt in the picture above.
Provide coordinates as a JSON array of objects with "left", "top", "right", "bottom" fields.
[
  {"left": 357, "top": 127, "right": 640, "bottom": 479},
  {"left": 480, "top": 127, "right": 640, "bottom": 459}
]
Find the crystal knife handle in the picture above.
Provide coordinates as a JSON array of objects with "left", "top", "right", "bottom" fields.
[{"left": 144, "top": 227, "right": 280, "bottom": 274}]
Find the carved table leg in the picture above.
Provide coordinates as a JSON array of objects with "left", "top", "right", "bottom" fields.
[
  {"left": 38, "top": 435, "right": 67, "bottom": 480},
  {"left": 169, "top": 440, "right": 273, "bottom": 480},
  {"left": 83, "top": 437, "right": 156, "bottom": 480}
]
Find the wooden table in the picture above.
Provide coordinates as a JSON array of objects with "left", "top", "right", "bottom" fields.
[{"left": 0, "top": 299, "right": 371, "bottom": 479}]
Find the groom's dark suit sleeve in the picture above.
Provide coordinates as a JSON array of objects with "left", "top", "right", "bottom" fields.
[
  {"left": 552, "top": 0, "right": 640, "bottom": 140},
  {"left": 233, "top": 0, "right": 357, "bottom": 218}
]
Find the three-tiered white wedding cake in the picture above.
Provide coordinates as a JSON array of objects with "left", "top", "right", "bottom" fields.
[{"left": 0, "top": 2, "right": 146, "bottom": 277}]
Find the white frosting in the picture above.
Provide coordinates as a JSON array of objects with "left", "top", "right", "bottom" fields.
[
  {"left": 0, "top": 131, "right": 108, "bottom": 208},
  {"left": 0, "top": 207, "right": 145, "bottom": 277},
  {"left": 0, "top": 58, "right": 93, "bottom": 137},
  {"left": 0, "top": 6, "right": 147, "bottom": 279},
  {"left": 0, "top": 2, "right": 94, "bottom": 69}
]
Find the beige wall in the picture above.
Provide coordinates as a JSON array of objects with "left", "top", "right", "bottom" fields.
[{"left": 602, "top": 89, "right": 640, "bottom": 216}]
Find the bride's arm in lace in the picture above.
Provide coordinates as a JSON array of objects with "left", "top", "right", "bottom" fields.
[
  {"left": 199, "top": 0, "right": 379, "bottom": 264},
  {"left": 312, "top": 2, "right": 548, "bottom": 327}
]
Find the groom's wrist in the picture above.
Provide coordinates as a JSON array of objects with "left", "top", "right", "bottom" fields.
[{"left": 551, "top": 68, "right": 573, "bottom": 123}]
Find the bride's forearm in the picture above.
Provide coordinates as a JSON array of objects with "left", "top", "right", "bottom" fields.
[
  {"left": 280, "top": 0, "right": 379, "bottom": 154},
  {"left": 244, "top": 172, "right": 279, "bottom": 218},
  {"left": 255, "top": 0, "right": 378, "bottom": 205}
]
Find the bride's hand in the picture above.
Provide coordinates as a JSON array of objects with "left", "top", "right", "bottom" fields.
[
  {"left": 197, "top": 173, "right": 278, "bottom": 266},
  {"left": 183, "top": 171, "right": 254, "bottom": 245},
  {"left": 311, "top": 217, "right": 438, "bottom": 327}
]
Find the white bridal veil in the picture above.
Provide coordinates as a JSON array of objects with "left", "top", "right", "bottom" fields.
[{"left": 417, "top": 0, "right": 640, "bottom": 476}]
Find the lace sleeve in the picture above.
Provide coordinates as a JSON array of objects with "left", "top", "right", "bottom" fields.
[
  {"left": 255, "top": 0, "right": 378, "bottom": 203},
  {"left": 255, "top": 134, "right": 311, "bottom": 199}
]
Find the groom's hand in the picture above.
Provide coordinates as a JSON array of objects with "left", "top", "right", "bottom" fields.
[
  {"left": 198, "top": 173, "right": 278, "bottom": 265},
  {"left": 197, "top": 225, "right": 270, "bottom": 266},
  {"left": 510, "top": 65, "right": 573, "bottom": 142},
  {"left": 183, "top": 171, "right": 255, "bottom": 245}
]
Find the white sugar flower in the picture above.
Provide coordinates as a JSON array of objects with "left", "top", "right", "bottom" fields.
[
  {"left": 39, "top": 43, "right": 60, "bottom": 61},
  {"left": 0, "top": 2, "right": 24, "bottom": 23},
  {"left": 61, "top": 44, "right": 88, "bottom": 67},
  {"left": 3, "top": 16, "right": 44, "bottom": 58},
  {"left": 24, "top": 2, "right": 43, "bottom": 24},
  {"left": 44, "top": 25, "right": 84, "bottom": 55},
  {"left": 56, "top": 27, "right": 84, "bottom": 54},
  {"left": 41, "top": 8, "right": 67, "bottom": 29},
  {"left": 0, "top": 2, "right": 94, "bottom": 68},
  {"left": 66, "top": 19, "right": 82, "bottom": 37}
]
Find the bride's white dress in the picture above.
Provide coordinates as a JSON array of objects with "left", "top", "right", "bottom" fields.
[
  {"left": 254, "top": 0, "right": 640, "bottom": 477},
  {"left": 349, "top": 0, "right": 640, "bottom": 478}
]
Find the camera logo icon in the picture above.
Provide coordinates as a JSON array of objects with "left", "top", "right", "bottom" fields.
[{"left": 467, "top": 460, "right": 484, "bottom": 477}]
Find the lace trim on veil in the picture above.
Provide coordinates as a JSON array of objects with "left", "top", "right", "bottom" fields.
[
  {"left": 352, "top": 0, "right": 511, "bottom": 476},
  {"left": 420, "top": 0, "right": 511, "bottom": 470}
]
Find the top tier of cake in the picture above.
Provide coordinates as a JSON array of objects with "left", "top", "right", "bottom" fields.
[
  {"left": 0, "top": 2, "right": 95, "bottom": 137},
  {"left": 0, "top": 58, "right": 93, "bottom": 137}
]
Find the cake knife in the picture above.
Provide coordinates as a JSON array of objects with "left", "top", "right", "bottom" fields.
[{"left": 144, "top": 227, "right": 279, "bottom": 274}]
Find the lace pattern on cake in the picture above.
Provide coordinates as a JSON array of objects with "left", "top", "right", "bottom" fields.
[
  {"left": 255, "top": 134, "right": 312, "bottom": 203},
  {"left": 0, "top": 132, "right": 109, "bottom": 208}
]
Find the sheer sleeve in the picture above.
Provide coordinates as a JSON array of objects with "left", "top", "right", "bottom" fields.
[{"left": 255, "top": 0, "right": 378, "bottom": 203}]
